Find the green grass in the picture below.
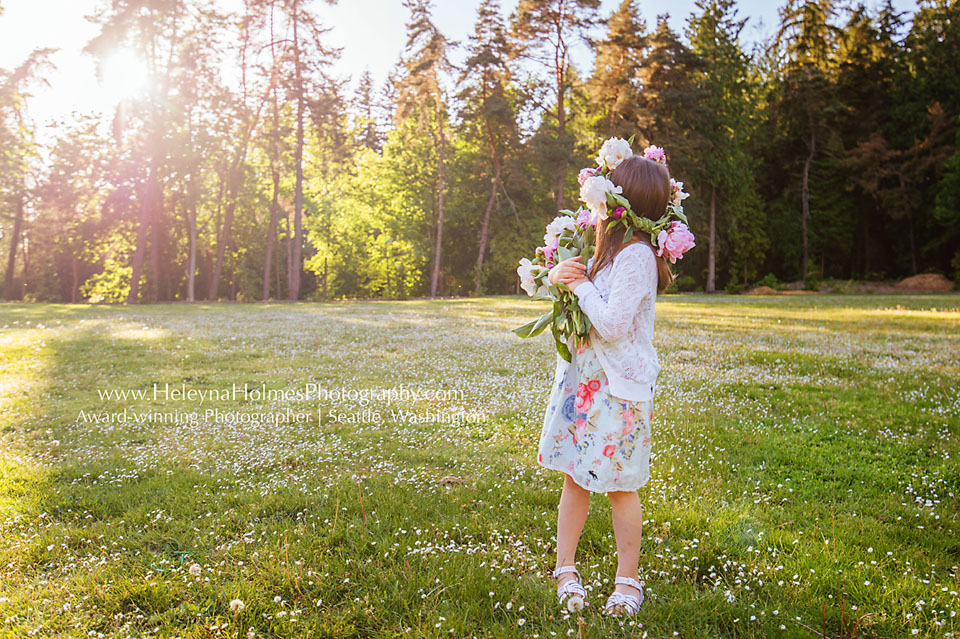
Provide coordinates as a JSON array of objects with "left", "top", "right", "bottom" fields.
[{"left": 1, "top": 293, "right": 958, "bottom": 638}]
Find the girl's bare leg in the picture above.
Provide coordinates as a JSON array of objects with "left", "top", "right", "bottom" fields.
[
  {"left": 555, "top": 473, "right": 591, "bottom": 587},
  {"left": 608, "top": 490, "right": 643, "bottom": 597}
]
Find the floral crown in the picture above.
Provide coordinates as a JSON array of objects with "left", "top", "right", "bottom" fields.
[{"left": 576, "top": 135, "right": 695, "bottom": 263}]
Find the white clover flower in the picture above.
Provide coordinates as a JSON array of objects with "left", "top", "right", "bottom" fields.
[
  {"left": 596, "top": 136, "right": 633, "bottom": 170},
  {"left": 188, "top": 563, "right": 201, "bottom": 577},
  {"left": 579, "top": 175, "right": 621, "bottom": 220},
  {"left": 543, "top": 215, "right": 577, "bottom": 246},
  {"left": 230, "top": 599, "right": 244, "bottom": 613}
]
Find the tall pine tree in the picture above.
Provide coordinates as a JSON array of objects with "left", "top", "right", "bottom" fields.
[
  {"left": 587, "top": 0, "right": 647, "bottom": 140},
  {"left": 772, "top": 0, "right": 841, "bottom": 283},
  {"left": 687, "top": 0, "right": 765, "bottom": 291},
  {"left": 457, "top": 0, "right": 520, "bottom": 295},
  {"left": 396, "top": 0, "right": 455, "bottom": 298},
  {"left": 511, "top": 0, "right": 600, "bottom": 211}
]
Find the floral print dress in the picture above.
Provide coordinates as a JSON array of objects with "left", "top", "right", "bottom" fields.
[{"left": 536, "top": 333, "right": 653, "bottom": 493}]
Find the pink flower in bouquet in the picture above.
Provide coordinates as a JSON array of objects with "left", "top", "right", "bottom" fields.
[
  {"left": 576, "top": 207, "right": 595, "bottom": 227},
  {"left": 577, "top": 167, "right": 598, "bottom": 186},
  {"left": 544, "top": 236, "right": 559, "bottom": 266},
  {"left": 643, "top": 145, "right": 666, "bottom": 164},
  {"left": 655, "top": 221, "right": 696, "bottom": 264},
  {"left": 611, "top": 206, "right": 626, "bottom": 219}
]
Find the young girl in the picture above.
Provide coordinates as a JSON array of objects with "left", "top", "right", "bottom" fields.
[{"left": 536, "top": 154, "right": 675, "bottom": 617}]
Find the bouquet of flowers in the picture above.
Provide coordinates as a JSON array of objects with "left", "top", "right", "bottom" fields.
[
  {"left": 514, "top": 135, "right": 696, "bottom": 361},
  {"left": 513, "top": 207, "right": 596, "bottom": 362}
]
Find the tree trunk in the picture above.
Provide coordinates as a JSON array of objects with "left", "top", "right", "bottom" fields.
[
  {"left": 264, "top": 171, "right": 280, "bottom": 301},
  {"left": 285, "top": 210, "right": 293, "bottom": 299},
  {"left": 127, "top": 157, "right": 159, "bottom": 304},
  {"left": 210, "top": 164, "right": 240, "bottom": 301},
  {"left": 263, "top": 83, "right": 281, "bottom": 301},
  {"left": 898, "top": 175, "right": 918, "bottom": 276},
  {"left": 276, "top": 218, "right": 283, "bottom": 298},
  {"left": 208, "top": 180, "right": 223, "bottom": 300},
  {"left": 150, "top": 181, "right": 168, "bottom": 302},
  {"left": 289, "top": 0, "right": 305, "bottom": 301},
  {"left": 706, "top": 183, "right": 716, "bottom": 293},
  {"left": 71, "top": 257, "right": 79, "bottom": 303},
  {"left": 906, "top": 209, "right": 918, "bottom": 275},
  {"left": 554, "top": 75, "right": 566, "bottom": 211},
  {"left": 186, "top": 194, "right": 198, "bottom": 303},
  {"left": 553, "top": 21, "right": 567, "bottom": 211},
  {"left": 801, "top": 115, "right": 815, "bottom": 284},
  {"left": 429, "top": 86, "right": 447, "bottom": 299},
  {"left": 266, "top": 1, "right": 281, "bottom": 303},
  {"left": 473, "top": 128, "right": 502, "bottom": 296},
  {"left": 864, "top": 210, "right": 870, "bottom": 277},
  {"left": 3, "top": 188, "right": 24, "bottom": 300}
]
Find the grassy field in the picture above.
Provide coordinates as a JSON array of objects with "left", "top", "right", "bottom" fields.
[{"left": 1, "top": 294, "right": 958, "bottom": 638}]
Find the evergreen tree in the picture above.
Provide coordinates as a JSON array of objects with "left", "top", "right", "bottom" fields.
[
  {"left": 636, "top": 16, "right": 704, "bottom": 158},
  {"left": 0, "top": 49, "right": 52, "bottom": 300},
  {"left": 353, "top": 69, "right": 384, "bottom": 152},
  {"left": 395, "top": 0, "right": 456, "bottom": 297},
  {"left": 587, "top": 0, "right": 647, "bottom": 140},
  {"left": 457, "top": 0, "right": 520, "bottom": 295},
  {"left": 686, "top": 0, "right": 765, "bottom": 291},
  {"left": 510, "top": 0, "right": 601, "bottom": 210},
  {"left": 278, "top": 0, "right": 341, "bottom": 301},
  {"left": 772, "top": 0, "right": 842, "bottom": 283},
  {"left": 834, "top": 2, "right": 904, "bottom": 277}
]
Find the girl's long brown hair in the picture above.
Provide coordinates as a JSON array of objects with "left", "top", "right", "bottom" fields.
[{"left": 587, "top": 155, "right": 675, "bottom": 293}]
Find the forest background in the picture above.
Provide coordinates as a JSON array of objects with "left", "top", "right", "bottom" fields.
[{"left": 0, "top": 0, "right": 957, "bottom": 303}]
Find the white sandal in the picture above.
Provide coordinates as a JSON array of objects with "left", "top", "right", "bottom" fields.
[
  {"left": 604, "top": 575, "right": 644, "bottom": 616},
  {"left": 553, "top": 564, "right": 586, "bottom": 612}
]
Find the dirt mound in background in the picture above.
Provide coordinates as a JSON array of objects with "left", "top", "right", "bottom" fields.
[
  {"left": 895, "top": 273, "right": 955, "bottom": 293},
  {"left": 746, "top": 286, "right": 778, "bottom": 295}
]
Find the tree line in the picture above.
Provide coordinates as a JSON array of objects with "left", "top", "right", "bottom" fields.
[{"left": 0, "top": 0, "right": 957, "bottom": 303}]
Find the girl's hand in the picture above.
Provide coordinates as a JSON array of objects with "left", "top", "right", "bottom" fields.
[{"left": 549, "top": 256, "right": 588, "bottom": 290}]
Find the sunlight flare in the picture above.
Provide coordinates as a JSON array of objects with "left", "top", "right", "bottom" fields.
[{"left": 98, "top": 51, "right": 150, "bottom": 102}]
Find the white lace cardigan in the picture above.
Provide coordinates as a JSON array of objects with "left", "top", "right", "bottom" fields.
[{"left": 565, "top": 241, "right": 661, "bottom": 402}]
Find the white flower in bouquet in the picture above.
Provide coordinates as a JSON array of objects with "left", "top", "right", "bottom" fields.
[
  {"left": 579, "top": 175, "right": 621, "bottom": 220},
  {"left": 517, "top": 257, "right": 539, "bottom": 296},
  {"left": 595, "top": 137, "right": 633, "bottom": 170},
  {"left": 543, "top": 215, "right": 578, "bottom": 246}
]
